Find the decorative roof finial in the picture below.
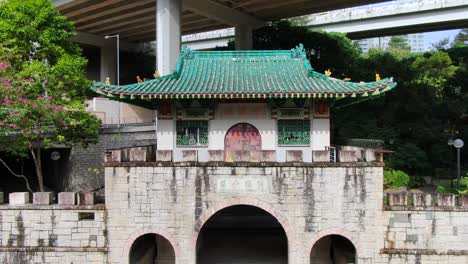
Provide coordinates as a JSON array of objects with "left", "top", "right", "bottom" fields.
[
  {"left": 376, "top": 73, "right": 381, "bottom": 82},
  {"left": 291, "top": 43, "right": 306, "bottom": 58},
  {"left": 136, "top": 76, "right": 143, "bottom": 83},
  {"left": 324, "top": 69, "right": 332, "bottom": 77},
  {"left": 153, "top": 71, "right": 160, "bottom": 78},
  {"left": 180, "top": 46, "right": 194, "bottom": 60},
  {"left": 105, "top": 77, "right": 111, "bottom": 85}
]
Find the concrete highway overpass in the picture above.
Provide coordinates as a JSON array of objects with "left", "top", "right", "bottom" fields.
[
  {"left": 53, "top": 0, "right": 391, "bottom": 44},
  {"left": 181, "top": 0, "right": 468, "bottom": 49},
  {"left": 308, "top": 0, "right": 468, "bottom": 39}
]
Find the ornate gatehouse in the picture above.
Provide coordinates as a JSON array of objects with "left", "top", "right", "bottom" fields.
[
  {"left": 92, "top": 45, "right": 395, "bottom": 164},
  {"left": 95, "top": 45, "right": 397, "bottom": 264}
]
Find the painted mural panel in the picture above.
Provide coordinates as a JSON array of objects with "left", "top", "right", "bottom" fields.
[{"left": 224, "top": 123, "right": 262, "bottom": 162}]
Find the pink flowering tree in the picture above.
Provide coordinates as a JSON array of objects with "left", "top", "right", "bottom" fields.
[
  {"left": 0, "top": 0, "right": 101, "bottom": 192},
  {"left": 0, "top": 48, "right": 100, "bottom": 192}
]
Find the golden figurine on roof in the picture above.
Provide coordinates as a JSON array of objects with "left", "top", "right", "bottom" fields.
[{"left": 376, "top": 73, "right": 381, "bottom": 81}]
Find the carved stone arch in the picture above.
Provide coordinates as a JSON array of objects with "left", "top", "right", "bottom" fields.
[
  {"left": 122, "top": 228, "right": 180, "bottom": 264},
  {"left": 309, "top": 228, "right": 361, "bottom": 264},
  {"left": 193, "top": 197, "right": 295, "bottom": 263}
]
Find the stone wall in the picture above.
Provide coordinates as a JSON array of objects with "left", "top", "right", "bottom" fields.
[
  {"left": 0, "top": 205, "right": 107, "bottom": 264},
  {"left": 105, "top": 163, "right": 384, "bottom": 264},
  {"left": 64, "top": 127, "right": 156, "bottom": 192},
  {"left": 380, "top": 210, "right": 468, "bottom": 263},
  {"left": 1, "top": 161, "right": 468, "bottom": 263},
  {"left": 378, "top": 192, "right": 468, "bottom": 263}
]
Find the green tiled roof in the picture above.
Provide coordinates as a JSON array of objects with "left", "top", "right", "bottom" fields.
[{"left": 91, "top": 44, "right": 396, "bottom": 100}]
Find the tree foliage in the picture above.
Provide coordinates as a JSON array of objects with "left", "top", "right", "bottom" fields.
[
  {"left": 217, "top": 21, "right": 468, "bottom": 179},
  {"left": 0, "top": 0, "right": 101, "bottom": 191},
  {"left": 334, "top": 48, "right": 467, "bottom": 177},
  {"left": 453, "top": 28, "right": 468, "bottom": 47},
  {"left": 384, "top": 169, "right": 410, "bottom": 190},
  {"left": 253, "top": 21, "right": 361, "bottom": 78}
]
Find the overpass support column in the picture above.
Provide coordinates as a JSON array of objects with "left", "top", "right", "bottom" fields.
[
  {"left": 100, "top": 46, "right": 116, "bottom": 83},
  {"left": 235, "top": 24, "right": 253, "bottom": 50},
  {"left": 157, "top": 0, "right": 181, "bottom": 75}
]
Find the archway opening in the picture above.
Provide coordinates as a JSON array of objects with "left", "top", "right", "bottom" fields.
[
  {"left": 129, "top": 233, "right": 175, "bottom": 264},
  {"left": 196, "top": 205, "right": 288, "bottom": 264},
  {"left": 224, "top": 123, "right": 262, "bottom": 162},
  {"left": 310, "top": 235, "right": 356, "bottom": 264}
]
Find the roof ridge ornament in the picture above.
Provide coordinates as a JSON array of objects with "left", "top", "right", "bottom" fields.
[
  {"left": 180, "top": 46, "right": 194, "bottom": 60},
  {"left": 174, "top": 46, "right": 194, "bottom": 78},
  {"left": 291, "top": 43, "right": 306, "bottom": 59}
]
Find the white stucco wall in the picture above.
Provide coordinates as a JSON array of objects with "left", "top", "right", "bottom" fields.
[
  {"left": 164, "top": 103, "right": 331, "bottom": 162},
  {"left": 311, "top": 118, "right": 330, "bottom": 151},
  {"left": 86, "top": 98, "right": 120, "bottom": 125},
  {"left": 121, "top": 104, "right": 155, "bottom": 124},
  {"left": 157, "top": 120, "right": 175, "bottom": 150}
]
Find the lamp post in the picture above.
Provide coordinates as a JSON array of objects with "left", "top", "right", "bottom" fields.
[
  {"left": 104, "top": 34, "right": 120, "bottom": 127},
  {"left": 449, "top": 139, "right": 464, "bottom": 189}
]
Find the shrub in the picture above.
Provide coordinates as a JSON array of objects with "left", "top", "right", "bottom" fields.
[
  {"left": 384, "top": 169, "right": 410, "bottom": 189},
  {"left": 436, "top": 177, "right": 468, "bottom": 194},
  {"left": 408, "top": 175, "right": 425, "bottom": 189}
]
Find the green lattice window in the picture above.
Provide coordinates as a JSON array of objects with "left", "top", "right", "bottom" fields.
[
  {"left": 278, "top": 120, "right": 310, "bottom": 145},
  {"left": 176, "top": 121, "right": 208, "bottom": 146}
]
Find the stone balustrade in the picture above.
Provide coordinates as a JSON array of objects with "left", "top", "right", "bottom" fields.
[
  {"left": 105, "top": 145, "right": 385, "bottom": 163},
  {"left": 0, "top": 192, "right": 97, "bottom": 206},
  {"left": 385, "top": 191, "right": 468, "bottom": 209}
]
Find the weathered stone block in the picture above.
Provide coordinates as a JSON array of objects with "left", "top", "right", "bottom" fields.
[
  {"left": 77, "top": 192, "right": 96, "bottom": 205},
  {"left": 9, "top": 192, "right": 30, "bottom": 205},
  {"left": 312, "top": 150, "right": 330, "bottom": 162},
  {"left": 231, "top": 150, "right": 259, "bottom": 162},
  {"left": 145, "top": 145, "right": 157, "bottom": 162},
  {"left": 286, "top": 150, "right": 303, "bottom": 162},
  {"left": 58, "top": 192, "right": 76, "bottom": 205},
  {"left": 261, "top": 150, "right": 276, "bottom": 162},
  {"left": 406, "top": 234, "right": 418, "bottom": 242},
  {"left": 460, "top": 195, "right": 468, "bottom": 208},
  {"left": 156, "top": 150, "right": 172, "bottom": 162},
  {"left": 104, "top": 151, "right": 112, "bottom": 162},
  {"left": 412, "top": 192, "right": 430, "bottom": 207},
  {"left": 437, "top": 194, "right": 456, "bottom": 207},
  {"left": 424, "top": 193, "right": 433, "bottom": 206},
  {"left": 106, "top": 149, "right": 121, "bottom": 162},
  {"left": 33, "top": 192, "right": 53, "bottom": 205},
  {"left": 388, "top": 192, "right": 407, "bottom": 206},
  {"left": 339, "top": 150, "right": 357, "bottom": 162},
  {"left": 129, "top": 147, "right": 147, "bottom": 162},
  {"left": 208, "top": 150, "right": 224, "bottom": 162},
  {"left": 181, "top": 150, "right": 197, "bottom": 162},
  {"left": 121, "top": 148, "right": 130, "bottom": 162}
]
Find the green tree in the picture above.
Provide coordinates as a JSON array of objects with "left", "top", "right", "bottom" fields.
[
  {"left": 253, "top": 21, "right": 361, "bottom": 77},
  {"left": 0, "top": 0, "right": 101, "bottom": 192},
  {"left": 431, "top": 38, "right": 451, "bottom": 51},
  {"left": 453, "top": 29, "right": 468, "bottom": 47},
  {"left": 388, "top": 36, "right": 411, "bottom": 51},
  {"left": 411, "top": 51, "right": 458, "bottom": 99},
  {"left": 387, "top": 36, "right": 412, "bottom": 59}
]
